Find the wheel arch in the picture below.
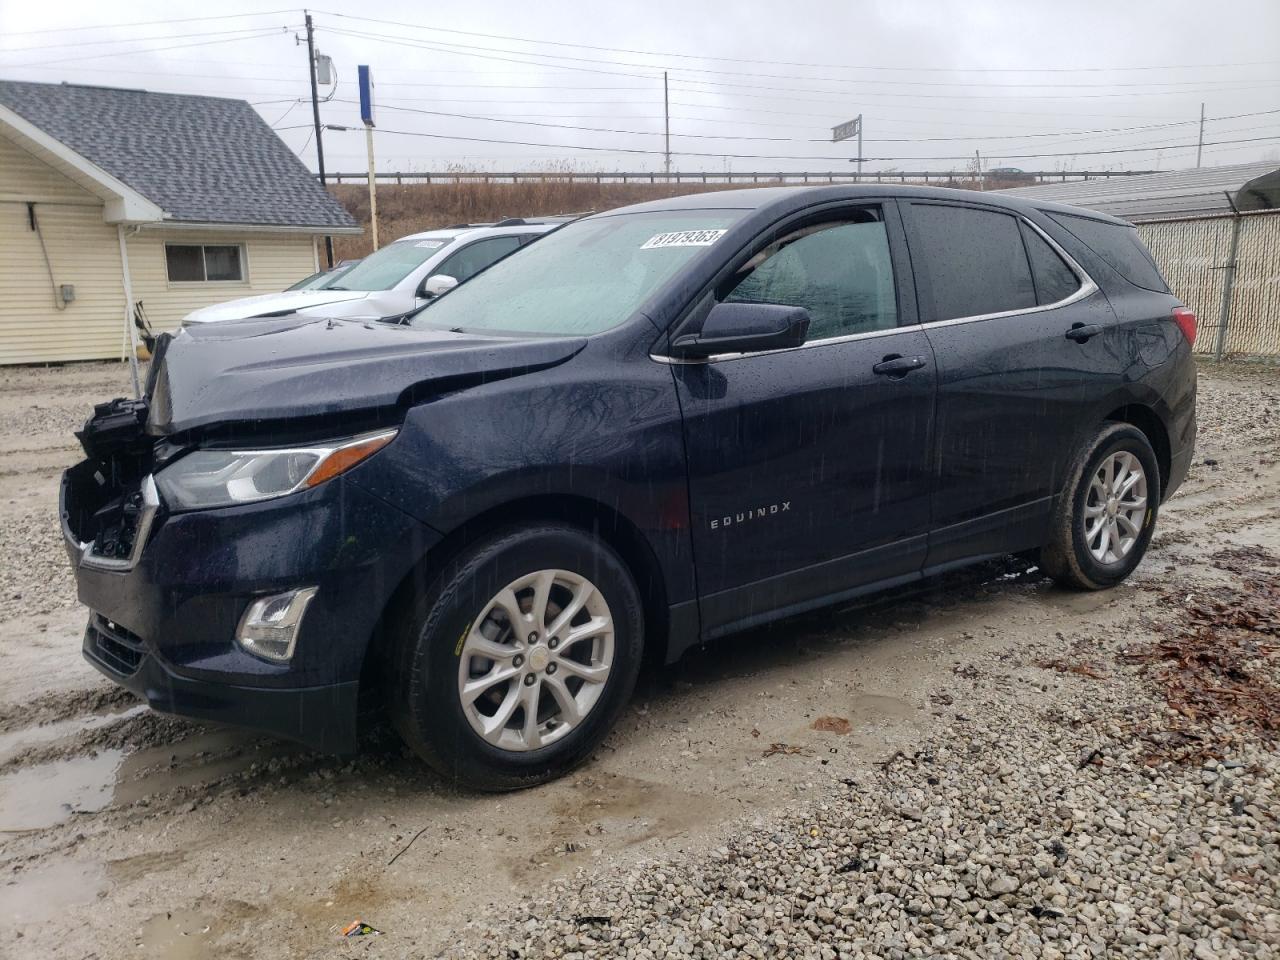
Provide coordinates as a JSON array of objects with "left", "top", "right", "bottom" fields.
[
  {"left": 1104, "top": 403, "right": 1170, "bottom": 496},
  {"left": 359, "top": 493, "right": 673, "bottom": 706}
]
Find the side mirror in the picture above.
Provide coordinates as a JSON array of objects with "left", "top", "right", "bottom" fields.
[
  {"left": 421, "top": 274, "right": 458, "bottom": 299},
  {"left": 670, "top": 302, "right": 810, "bottom": 359}
]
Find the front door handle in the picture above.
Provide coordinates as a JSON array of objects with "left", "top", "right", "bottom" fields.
[
  {"left": 1065, "top": 323, "right": 1103, "bottom": 343},
  {"left": 872, "top": 354, "right": 928, "bottom": 377}
]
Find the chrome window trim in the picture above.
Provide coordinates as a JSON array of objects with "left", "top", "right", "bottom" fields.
[
  {"left": 650, "top": 214, "right": 1098, "bottom": 366},
  {"left": 77, "top": 474, "right": 159, "bottom": 573},
  {"left": 921, "top": 216, "right": 1096, "bottom": 331},
  {"left": 651, "top": 323, "right": 909, "bottom": 365}
]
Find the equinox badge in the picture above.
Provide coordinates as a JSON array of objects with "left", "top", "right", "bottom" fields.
[{"left": 710, "top": 501, "right": 792, "bottom": 530}]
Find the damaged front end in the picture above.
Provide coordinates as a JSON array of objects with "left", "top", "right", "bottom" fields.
[{"left": 61, "top": 395, "right": 160, "bottom": 571}]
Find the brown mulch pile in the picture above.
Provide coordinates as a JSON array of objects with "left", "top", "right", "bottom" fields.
[{"left": 1120, "top": 546, "right": 1280, "bottom": 763}]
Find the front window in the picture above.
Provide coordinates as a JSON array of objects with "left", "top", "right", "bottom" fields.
[
  {"left": 412, "top": 211, "right": 746, "bottom": 337},
  {"left": 322, "top": 238, "right": 451, "bottom": 291},
  {"left": 165, "top": 244, "right": 244, "bottom": 283},
  {"left": 721, "top": 209, "right": 898, "bottom": 339}
]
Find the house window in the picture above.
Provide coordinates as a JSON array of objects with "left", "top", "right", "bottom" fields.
[{"left": 165, "top": 244, "right": 245, "bottom": 282}]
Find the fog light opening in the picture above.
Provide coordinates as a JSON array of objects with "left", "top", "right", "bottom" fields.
[{"left": 236, "top": 587, "right": 318, "bottom": 663}]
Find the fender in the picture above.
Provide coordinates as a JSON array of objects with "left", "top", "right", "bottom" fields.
[{"left": 347, "top": 351, "right": 698, "bottom": 609}]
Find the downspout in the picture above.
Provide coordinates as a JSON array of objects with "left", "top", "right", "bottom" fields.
[
  {"left": 117, "top": 224, "right": 142, "bottom": 398},
  {"left": 1214, "top": 191, "right": 1242, "bottom": 362}
]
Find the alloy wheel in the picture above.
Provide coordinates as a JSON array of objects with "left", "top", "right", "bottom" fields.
[
  {"left": 456, "top": 569, "right": 614, "bottom": 752},
  {"left": 1083, "top": 451, "right": 1148, "bottom": 564}
]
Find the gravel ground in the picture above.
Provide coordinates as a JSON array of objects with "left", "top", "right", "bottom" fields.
[{"left": 0, "top": 359, "right": 1276, "bottom": 960}]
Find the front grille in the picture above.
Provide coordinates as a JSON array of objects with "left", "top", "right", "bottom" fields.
[{"left": 86, "top": 614, "right": 147, "bottom": 676}]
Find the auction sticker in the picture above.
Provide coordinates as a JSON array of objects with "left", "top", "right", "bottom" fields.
[
  {"left": 414, "top": 240, "right": 446, "bottom": 249},
  {"left": 641, "top": 229, "right": 727, "bottom": 249}
]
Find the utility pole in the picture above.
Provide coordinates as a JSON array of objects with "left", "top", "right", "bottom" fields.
[
  {"left": 975, "top": 149, "right": 984, "bottom": 190},
  {"left": 1196, "top": 102, "right": 1205, "bottom": 169},
  {"left": 305, "top": 11, "right": 333, "bottom": 268},
  {"left": 663, "top": 71, "right": 671, "bottom": 176},
  {"left": 857, "top": 113, "right": 863, "bottom": 181}
]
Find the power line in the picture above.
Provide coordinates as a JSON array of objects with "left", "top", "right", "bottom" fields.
[
  {"left": 320, "top": 26, "right": 1280, "bottom": 104},
  {"left": 664, "top": 79, "right": 1280, "bottom": 104},
  {"left": 311, "top": 11, "right": 1280, "bottom": 76},
  {"left": 0, "top": 9, "right": 300, "bottom": 37},
  {"left": 0, "top": 24, "right": 294, "bottom": 54},
  {"left": 345, "top": 100, "right": 1280, "bottom": 146},
  {"left": 334, "top": 127, "right": 1280, "bottom": 163},
  {"left": 319, "top": 26, "right": 1280, "bottom": 112},
  {"left": 1, "top": 27, "right": 293, "bottom": 68}
]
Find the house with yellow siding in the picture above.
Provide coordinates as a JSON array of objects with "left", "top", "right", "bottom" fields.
[{"left": 0, "top": 80, "right": 361, "bottom": 365}]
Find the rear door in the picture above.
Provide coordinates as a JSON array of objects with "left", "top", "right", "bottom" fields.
[
  {"left": 670, "top": 201, "right": 937, "bottom": 637},
  {"left": 900, "top": 200, "right": 1120, "bottom": 569}
]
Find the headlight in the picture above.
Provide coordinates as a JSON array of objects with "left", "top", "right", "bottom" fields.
[{"left": 155, "top": 429, "right": 396, "bottom": 510}]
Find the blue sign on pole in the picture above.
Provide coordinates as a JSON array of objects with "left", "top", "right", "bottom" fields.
[{"left": 358, "top": 65, "right": 375, "bottom": 127}]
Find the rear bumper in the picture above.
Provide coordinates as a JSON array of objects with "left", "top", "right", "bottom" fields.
[
  {"left": 1166, "top": 435, "right": 1195, "bottom": 501},
  {"left": 82, "top": 613, "right": 361, "bottom": 753}
]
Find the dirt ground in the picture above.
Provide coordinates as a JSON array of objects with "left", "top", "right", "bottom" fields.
[{"left": 0, "top": 359, "right": 1276, "bottom": 959}]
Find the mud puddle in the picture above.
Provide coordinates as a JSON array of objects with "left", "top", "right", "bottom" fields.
[
  {"left": 0, "top": 857, "right": 106, "bottom": 928},
  {"left": 0, "top": 749, "right": 122, "bottom": 830},
  {"left": 0, "top": 722, "right": 301, "bottom": 832},
  {"left": 0, "top": 702, "right": 146, "bottom": 764}
]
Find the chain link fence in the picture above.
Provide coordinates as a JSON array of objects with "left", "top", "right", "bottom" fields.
[{"left": 1138, "top": 210, "right": 1280, "bottom": 358}]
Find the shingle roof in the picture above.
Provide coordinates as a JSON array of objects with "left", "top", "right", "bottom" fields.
[
  {"left": 997, "top": 161, "right": 1280, "bottom": 222},
  {"left": 0, "top": 80, "right": 359, "bottom": 231}
]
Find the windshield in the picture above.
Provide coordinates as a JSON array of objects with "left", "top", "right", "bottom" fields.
[
  {"left": 411, "top": 211, "right": 744, "bottom": 336},
  {"left": 289, "top": 261, "right": 357, "bottom": 291},
  {"left": 322, "top": 238, "right": 451, "bottom": 291}
]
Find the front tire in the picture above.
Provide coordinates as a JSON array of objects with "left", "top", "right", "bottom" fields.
[
  {"left": 390, "top": 523, "right": 644, "bottom": 791},
  {"left": 1041, "top": 423, "right": 1161, "bottom": 590}
]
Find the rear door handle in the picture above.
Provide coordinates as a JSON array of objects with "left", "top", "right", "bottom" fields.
[
  {"left": 872, "top": 354, "right": 928, "bottom": 377},
  {"left": 1065, "top": 323, "right": 1103, "bottom": 343}
]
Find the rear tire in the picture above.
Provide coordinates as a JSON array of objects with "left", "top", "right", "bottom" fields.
[
  {"left": 390, "top": 523, "right": 644, "bottom": 791},
  {"left": 1041, "top": 423, "right": 1161, "bottom": 591}
]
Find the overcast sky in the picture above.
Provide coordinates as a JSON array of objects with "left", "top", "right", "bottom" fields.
[{"left": 2, "top": 0, "right": 1279, "bottom": 176}]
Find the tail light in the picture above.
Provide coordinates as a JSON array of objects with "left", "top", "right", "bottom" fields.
[{"left": 1172, "top": 306, "right": 1197, "bottom": 345}]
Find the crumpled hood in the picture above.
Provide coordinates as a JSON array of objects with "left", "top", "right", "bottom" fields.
[
  {"left": 181, "top": 289, "right": 371, "bottom": 324},
  {"left": 147, "top": 317, "right": 587, "bottom": 436}
]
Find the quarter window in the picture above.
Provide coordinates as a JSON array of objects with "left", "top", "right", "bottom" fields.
[
  {"left": 165, "top": 244, "right": 244, "bottom": 282},
  {"left": 721, "top": 211, "right": 898, "bottom": 340},
  {"left": 908, "top": 204, "right": 1036, "bottom": 321},
  {"left": 1047, "top": 212, "right": 1169, "bottom": 293},
  {"left": 1020, "top": 222, "right": 1081, "bottom": 305}
]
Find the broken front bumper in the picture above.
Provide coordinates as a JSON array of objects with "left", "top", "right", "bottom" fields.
[
  {"left": 82, "top": 612, "right": 361, "bottom": 753},
  {"left": 61, "top": 467, "right": 440, "bottom": 753}
]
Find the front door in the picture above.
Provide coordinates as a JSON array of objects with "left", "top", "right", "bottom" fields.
[{"left": 669, "top": 202, "right": 937, "bottom": 637}]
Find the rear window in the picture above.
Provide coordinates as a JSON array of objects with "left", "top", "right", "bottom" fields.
[{"left": 1046, "top": 213, "right": 1169, "bottom": 293}]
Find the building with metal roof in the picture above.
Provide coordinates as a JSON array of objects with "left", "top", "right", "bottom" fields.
[
  {"left": 0, "top": 80, "right": 361, "bottom": 364},
  {"left": 997, "top": 161, "right": 1280, "bottom": 224},
  {"left": 1001, "top": 163, "right": 1280, "bottom": 358}
]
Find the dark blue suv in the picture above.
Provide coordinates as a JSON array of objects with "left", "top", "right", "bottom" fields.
[{"left": 62, "top": 186, "right": 1196, "bottom": 790}]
